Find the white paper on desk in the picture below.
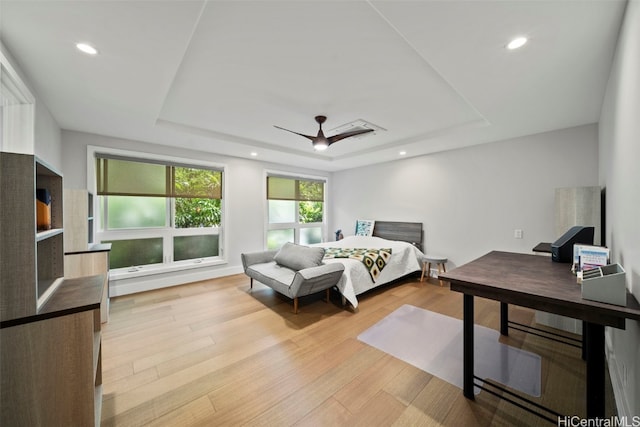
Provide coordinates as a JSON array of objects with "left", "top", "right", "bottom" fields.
[{"left": 574, "top": 245, "right": 609, "bottom": 271}]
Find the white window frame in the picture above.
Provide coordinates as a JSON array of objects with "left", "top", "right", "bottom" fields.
[
  {"left": 264, "top": 170, "right": 328, "bottom": 248},
  {"left": 87, "top": 146, "right": 227, "bottom": 278}
]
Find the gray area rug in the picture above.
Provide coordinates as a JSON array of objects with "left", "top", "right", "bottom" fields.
[{"left": 357, "top": 304, "right": 541, "bottom": 396}]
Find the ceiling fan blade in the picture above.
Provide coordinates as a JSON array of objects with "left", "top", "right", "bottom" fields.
[
  {"left": 275, "top": 116, "right": 374, "bottom": 150},
  {"left": 273, "top": 125, "right": 316, "bottom": 141},
  {"left": 327, "top": 128, "right": 375, "bottom": 144}
]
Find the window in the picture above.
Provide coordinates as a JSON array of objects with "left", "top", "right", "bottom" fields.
[
  {"left": 266, "top": 175, "right": 325, "bottom": 249},
  {"left": 95, "top": 154, "right": 223, "bottom": 271}
]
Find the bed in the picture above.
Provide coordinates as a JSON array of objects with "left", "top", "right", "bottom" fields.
[{"left": 314, "top": 221, "right": 424, "bottom": 308}]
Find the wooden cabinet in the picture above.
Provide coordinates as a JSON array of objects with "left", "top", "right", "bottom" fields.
[
  {"left": 0, "top": 152, "right": 37, "bottom": 320},
  {"left": 0, "top": 152, "right": 103, "bottom": 426},
  {"left": 0, "top": 153, "right": 65, "bottom": 320},
  {"left": 65, "top": 245, "right": 111, "bottom": 323},
  {"left": 1, "top": 276, "right": 104, "bottom": 426},
  {"left": 63, "top": 189, "right": 96, "bottom": 251},
  {"left": 64, "top": 188, "right": 111, "bottom": 323},
  {"left": 1, "top": 153, "right": 65, "bottom": 319},
  {"left": 64, "top": 188, "right": 91, "bottom": 252},
  {"left": 35, "top": 159, "right": 65, "bottom": 306}
]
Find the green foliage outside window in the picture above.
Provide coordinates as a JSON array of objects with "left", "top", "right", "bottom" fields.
[
  {"left": 298, "top": 180, "right": 323, "bottom": 201},
  {"left": 297, "top": 180, "right": 323, "bottom": 223},
  {"left": 174, "top": 166, "right": 222, "bottom": 228},
  {"left": 175, "top": 198, "right": 221, "bottom": 228},
  {"left": 299, "top": 201, "right": 323, "bottom": 223},
  {"left": 174, "top": 166, "right": 222, "bottom": 198}
]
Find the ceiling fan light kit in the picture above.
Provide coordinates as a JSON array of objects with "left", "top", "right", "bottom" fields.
[
  {"left": 274, "top": 115, "right": 375, "bottom": 151},
  {"left": 313, "top": 137, "right": 329, "bottom": 151}
]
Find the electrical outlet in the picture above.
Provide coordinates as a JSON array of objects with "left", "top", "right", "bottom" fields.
[{"left": 514, "top": 229, "right": 523, "bottom": 239}]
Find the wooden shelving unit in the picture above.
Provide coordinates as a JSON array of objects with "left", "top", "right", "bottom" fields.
[
  {"left": 1, "top": 152, "right": 37, "bottom": 320},
  {"left": 64, "top": 188, "right": 111, "bottom": 323},
  {"left": 35, "top": 159, "right": 64, "bottom": 305},
  {"left": 0, "top": 152, "right": 104, "bottom": 426}
]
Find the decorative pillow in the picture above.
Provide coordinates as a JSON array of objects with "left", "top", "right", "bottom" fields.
[
  {"left": 274, "top": 242, "right": 325, "bottom": 271},
  {"left": 355, "top": 219, "right": 375, "bottom": 237}
]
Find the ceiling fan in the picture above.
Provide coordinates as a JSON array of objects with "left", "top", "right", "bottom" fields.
[{"left": 274, "top": 115, "right": 374, "bottom": 151}]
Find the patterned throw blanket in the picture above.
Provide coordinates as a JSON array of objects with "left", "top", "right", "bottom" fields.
[{"left": 324, "top": 248, "right": 392, "bottom": 282}]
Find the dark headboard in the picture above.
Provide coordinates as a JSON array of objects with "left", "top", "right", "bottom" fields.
[{"left": 372, "top": 221, "right": 423, "bottom": 252}]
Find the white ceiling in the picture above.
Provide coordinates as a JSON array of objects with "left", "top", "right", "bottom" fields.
[{"left": 0, "top": 0, "right": 626, "bottom": 171}]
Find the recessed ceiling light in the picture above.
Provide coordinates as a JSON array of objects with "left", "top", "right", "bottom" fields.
[
  {"left": 399, "top": 151, "right": 407, "bottom": 156},
  {"left": 76, "top": 42, "right": 98, "bottom": 55},
  {"left": 506, "top": 37, "right": 528, "bottom": 50},
  {"left": 250, "top": 152, "right": 258, "bottom": 157}
]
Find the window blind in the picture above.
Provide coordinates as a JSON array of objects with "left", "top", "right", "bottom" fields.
[
  {"left": 96, "top": 155, "right": 222, "bottom": 199},
  {"left": 267, "top": 176, "right": 324, "bottom": 202}
]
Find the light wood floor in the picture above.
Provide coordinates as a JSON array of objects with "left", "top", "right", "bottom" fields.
[{"left": 100, "top": 273, "right": 616, "bottom": 426}]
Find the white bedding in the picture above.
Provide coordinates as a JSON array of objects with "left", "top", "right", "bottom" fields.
[{"left": 314, "top": 236, "right": 424, "bottom": 308}]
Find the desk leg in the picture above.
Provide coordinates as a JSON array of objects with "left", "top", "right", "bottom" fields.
[
  {"left": 500, "top": 302, "right": 509, "bottom": 336},
  {"left": 585, "top": 322, "right": 605, "bottom": 419},
  {"left": 463, "top": 293, "right": 475, "bottom": 399}
]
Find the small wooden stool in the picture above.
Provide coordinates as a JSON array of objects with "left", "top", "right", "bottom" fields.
[{"left": 421, "top": 255, "right": 448, "bottom": 286}]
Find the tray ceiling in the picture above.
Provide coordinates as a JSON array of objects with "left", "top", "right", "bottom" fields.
[{"left": 0, "top": 0, "right": 626, "bottom": 171}]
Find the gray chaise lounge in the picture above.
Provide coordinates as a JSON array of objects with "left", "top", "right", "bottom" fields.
[{"left": 241, "top": 242, "right": 345, "bottom": 313}]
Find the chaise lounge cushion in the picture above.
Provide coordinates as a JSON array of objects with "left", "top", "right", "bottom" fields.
[
  {"left": 246, "top": 261, "right": 296, "bottom": 297},
  {"left": 274, "top": 242, "right": 325, "bottom": 271}
]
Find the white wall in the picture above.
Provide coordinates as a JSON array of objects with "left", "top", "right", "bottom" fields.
[
  {"left": 33, "top": 100, "right": 62, "bottom": 169},
  {"left": 1, "top": 41, "right": 62, "bottom": 168},
  {"left": 599, "top": 0, "right": 640, "bottom": 417},
  {"left": 61, "top": 130, "right": 331, "bottom": 295},
  {"left": 331, "top": 124, "right": 599, "bottom": 269}
]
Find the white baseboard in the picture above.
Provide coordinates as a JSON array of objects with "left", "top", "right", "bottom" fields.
[{"left": 109, "top": 265, "right": 245, "bottom": 297}]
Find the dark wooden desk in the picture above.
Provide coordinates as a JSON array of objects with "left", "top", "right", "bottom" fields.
[
  {"left": 439, "top": 251, "right": 640, "bottom": 420},
  {"left": 532, "top": 242, "right": 552, "bottom": 254}
]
